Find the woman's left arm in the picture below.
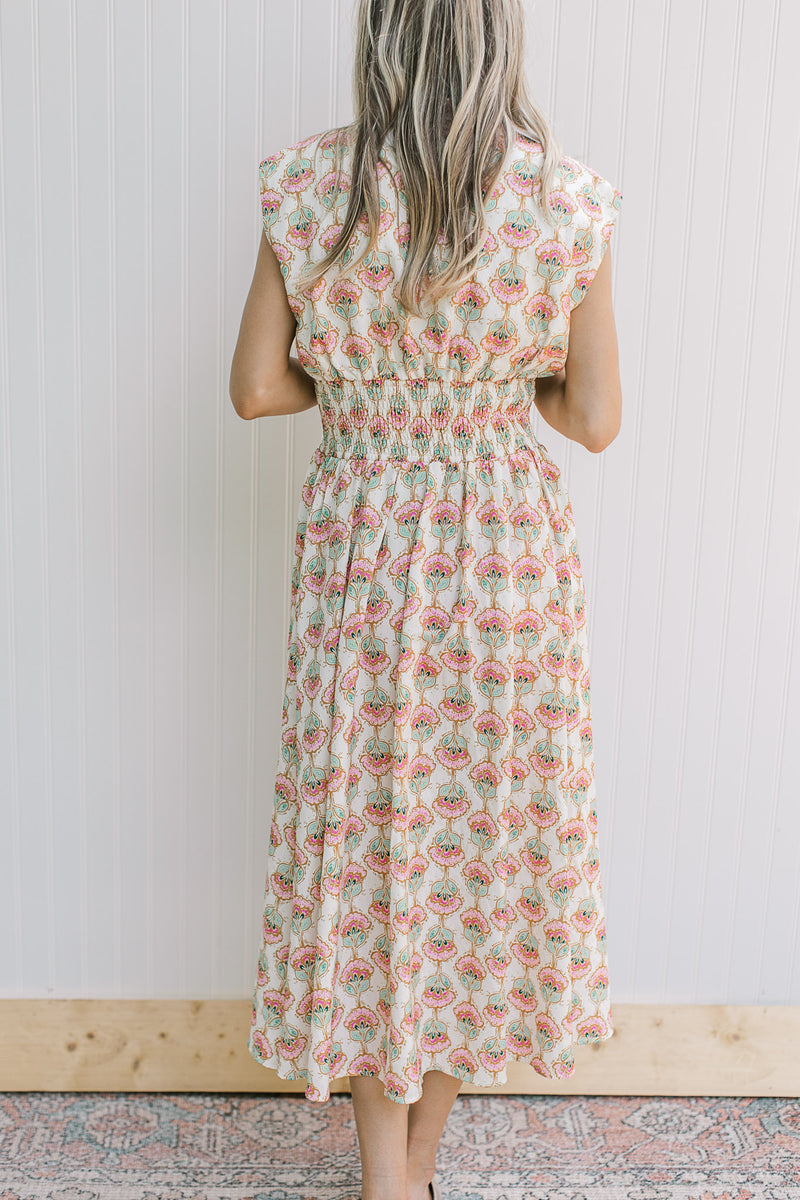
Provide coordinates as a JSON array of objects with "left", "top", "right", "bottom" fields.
[{"left": 229, "top": 233, "right": 318, "bottom": 419}]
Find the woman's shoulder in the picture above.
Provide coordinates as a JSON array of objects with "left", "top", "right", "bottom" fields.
[
  {"left": 557, "top": 153, "right": 623, "bottom": 225},
  {"left": 510, "top": 134, "right": 620, "bottom": 200},
  {"left": 259, "top": 127, "right": 353, "bottom": 194},
  {"left": 510, "top": 131, "right": 593, "bottom": 187},
  {"left": 260, "top": 129, "right": 330, "bottom": 171}
]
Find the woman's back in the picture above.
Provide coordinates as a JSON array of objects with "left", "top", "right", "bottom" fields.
[{"left": 259, "top": 125, "right": 621, "bottom": 392}]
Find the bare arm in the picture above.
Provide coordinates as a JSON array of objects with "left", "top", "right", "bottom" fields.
[
  {"left": 229, "top": 231, "right": 319, "bottom": 419},
  {"left": 532, "top": 246, "right": 622, "bottom": 453}
]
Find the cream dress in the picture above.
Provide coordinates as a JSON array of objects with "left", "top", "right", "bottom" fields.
[{"left": 246, "top": 125, "right": 622, "bottom": 1104}]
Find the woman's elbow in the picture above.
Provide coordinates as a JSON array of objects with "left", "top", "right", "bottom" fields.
[
  {"left": 229, "top": 381, "right": 265, "bottom": 420},
  {"left": 586, "top": 409, "right": 622, "bottom": 453}
]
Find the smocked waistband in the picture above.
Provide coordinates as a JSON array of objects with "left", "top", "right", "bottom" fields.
[{"left": 314, "top": 376, "right": 541, "bottom": 463}]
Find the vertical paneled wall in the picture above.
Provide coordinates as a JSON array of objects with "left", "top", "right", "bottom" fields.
[{"left": 1, "top": 0, "right": 798, "bottom": 1004}]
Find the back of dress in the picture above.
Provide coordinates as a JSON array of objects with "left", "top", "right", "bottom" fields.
[
  {"left": 248, "top": 125, "right": 623, "bottom": 1105},
  {"left": 259, "top": 126, "right": 620, "bottom": 384}
]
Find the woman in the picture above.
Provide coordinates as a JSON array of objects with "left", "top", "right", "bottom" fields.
[{"left": 230, "top": 1, "right": 623, "bottom": 1198}]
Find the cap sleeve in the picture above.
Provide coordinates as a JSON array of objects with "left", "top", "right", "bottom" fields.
[
  {"left": 258, "top": 140, "right": 322, "bottom": 291},
  {"left": 259, "top": 152, "right": 287, "bottom": 256},
  {"left": 569, "top": 168, "right": 622, "bottom": 310}
]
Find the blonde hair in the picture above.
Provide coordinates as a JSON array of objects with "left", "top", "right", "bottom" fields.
[{"left": 299, "top": 0, "right": 562, "bottom": 317}]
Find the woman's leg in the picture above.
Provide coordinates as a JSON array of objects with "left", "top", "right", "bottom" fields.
[
  {"left": 406, "top": 1070, "right": 463, "bottom": 1200},
  {"left": 349, "top": 1074, "right": 409, "bottom": 1200},
  {"left": 349, "top": 1069, "right": 463, "bottom": 1200}
]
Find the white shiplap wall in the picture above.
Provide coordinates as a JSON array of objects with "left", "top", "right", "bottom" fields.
[{"left": 1, "top": 0, "right": 798, "bottom": 1007}]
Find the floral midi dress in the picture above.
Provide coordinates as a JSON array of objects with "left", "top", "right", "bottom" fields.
[{"left": 247, "top": 125, "right": 622, "bottom": 1105}]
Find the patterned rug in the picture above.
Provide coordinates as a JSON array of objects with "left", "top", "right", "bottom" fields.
[{"left": 0, "top": 1092, "right": 798, "bottom": 1199}]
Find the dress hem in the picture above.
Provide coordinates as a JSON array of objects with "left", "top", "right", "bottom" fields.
[{"left": 246, "top": 1024, "right": 614, "bottom": 1105}]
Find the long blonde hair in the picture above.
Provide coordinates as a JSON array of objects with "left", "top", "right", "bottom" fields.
[{"left": 299, "top": 0, "right": 562, "bottom": 316}]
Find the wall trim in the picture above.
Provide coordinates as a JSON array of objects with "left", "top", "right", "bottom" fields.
[{"left": 1, "top": 1001, "right": 797, "bottom": 1096}]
